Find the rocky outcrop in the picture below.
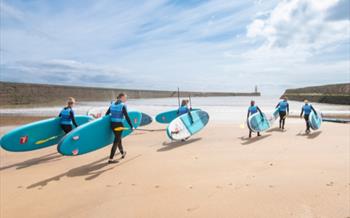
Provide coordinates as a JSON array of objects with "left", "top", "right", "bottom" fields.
[{"left": 282, "top": 83, "right": 350, "bottom": 105}]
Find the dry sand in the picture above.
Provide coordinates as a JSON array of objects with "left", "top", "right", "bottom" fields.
[{"left": 0, "top": 118, "right": 349, "bottom": 218}]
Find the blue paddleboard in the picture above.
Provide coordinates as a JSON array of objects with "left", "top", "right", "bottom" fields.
[
  {"left": 167, "top": 110, "right": 209, "bottom": 141},
  {"left": 247, "top": 112, "right": 271, "bottom": 132},
  {"left": 58, "top": 112, "right": 142, "bottom": 156},
  {"left": 309, "top": 111, "right": 322, "bottom": 130},
  {"left": 140, "top": 113, "right": 153, "bottom": 126},
  {"left": 0, "top": 116, "right": 92, "bottom": 152},
  {"left": 156, "top": 108, "right": 199, "bottom": 124}
]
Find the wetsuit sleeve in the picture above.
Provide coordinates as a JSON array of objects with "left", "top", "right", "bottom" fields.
[
  {"left": 311, "top": 105, "right": 317, "bottom": 114},
  {"left": 300, "top": 107, "right": 304, "bottom": 117},
  {"left": 247, "top": 109, "right": 250, "bottom": 118},
  {"left": 275, "top": 103, "right": 280, "bottom": 108},
  {"left": 105, "top": 107, "right": 111, "bottom": 116},
  {"left": 58, "top": 112, "right": 62, "bottom": 117},
  {"left": 123, "top": 106, "right": 133, "bottom": 128},
  {"left": 70, "top": 110, "right": 78, "bottom": 127}
]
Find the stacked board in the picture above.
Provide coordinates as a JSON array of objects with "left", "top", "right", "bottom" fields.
[
  {"left": 167, "top": 110, "right": 209, "bottom": 141},
  {"left": 58, "top": 112, "right": 142, "bottom": 156},
  {"left": 156, "top": 108, "right": 199, "bottom": 124},
  {"left": 309, "top": 111, "right": 322, "bottom": 130},
  {"left": 0, "top": 116, "right": 92, "bottom": 152},
  {"left": 247, "top": 112, "right": 271, "bottom": 133}
]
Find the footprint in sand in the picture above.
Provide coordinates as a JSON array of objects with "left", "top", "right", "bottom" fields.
[
  {"left": 131, "top": 183, "right": 136, "bottom": 186},
  {"left": 17, "top": 186, "right": 23, "bottom": 189},
  {"left": 118, "top": 182, "right": 122, "bottom": 185},
  {"left": 269, "top": 185, "right": 275, "bottom": 188},
  {"left": 154, "top": 185, "right": 160, "bottom": 189},
  {"left": 106, "top": 185, "right": 113, "bottom": 188},
  {"left": 326, "top": 181, "right": 334, "bottom": 186},
  {"left": 187, "top": 206, "right": 199, "bottom": 212},
  {"left": 216, "top": 185, "right": 222, "bottom": 189},
  {"left": 189, "top": 186, "right": 193, "bottom": 189}
]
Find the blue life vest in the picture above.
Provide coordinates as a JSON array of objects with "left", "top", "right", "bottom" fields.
[
  {"left": 303, "top": 104, "right": 312, "bottom": 115},
  {"left": 248, "top": 106, "right": 258, "bottom": 114},
  {"left": 110, "top": 102, "right": 125, "bottom": 122},
  {"left": 178, "top": 106, "right": 189, "bottom": 116},
  {"left": 60, "top": 107, "right": 73, "bottom": 125},
  {"left": 279, "top": 101, "right": 288, "bottom": 112}
]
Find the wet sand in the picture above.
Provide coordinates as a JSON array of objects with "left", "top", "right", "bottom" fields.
[{"left": 0, "top": 119, "right": 349, "bottom": 218}]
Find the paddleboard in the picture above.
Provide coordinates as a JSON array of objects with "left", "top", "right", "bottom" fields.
[
  {"left": 140, "top": 113, "right": 153, "bottom": 126},
  {"left": 58, "top": 111, "right": 142, "bottom": 156},
  {"left": 167, "top": 110, "right": 209, "bottom": 141},
  {"left": 0, "top": 116, "right": 92, "bottom": 152},
  {"left": 309, "top": 111, "right": 322, "bottom": 130},
  {"left": 156, "top": 108, "right": 199, "bottom": 124},
  {"left": 247, "top": 112, "right": 271, "bottom": 132}
]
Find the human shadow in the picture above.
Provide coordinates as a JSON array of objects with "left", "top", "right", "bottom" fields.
[
  {"left": 26, "top": 154, "right": 142, "bottom": 189},
  {"left": 157, "top": 138, "right": 202, "bottom": 152},
  {"left": 266, "top": 127, "right": 284, "bottom": 133},
  {"left": 0, "top": 152, "right": 62, "bottom": 171},
  {"left": 240, "top": 134, "right": 271, "bottom": 145},
  {"left": 296, "top": 131, "right": 322, "bottom": 139}
]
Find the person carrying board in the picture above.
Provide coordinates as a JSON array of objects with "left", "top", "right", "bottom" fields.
[
  {"left": 59, "top": 97, "right": 78, "bottom": 134},
  {"left": 105, "top": 93, "right": 134, "bottom": 164},
  {"left": 276, "top": 96, "right": 289, "bottom": 130},
  {"left": 300, "top": 99, "right": 317, "bottom": 134},
  {"left": 247, "top": 100, "right": 263, "bottom": 138}
]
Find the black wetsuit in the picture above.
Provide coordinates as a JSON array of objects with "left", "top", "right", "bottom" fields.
[
  {"left": 276, "top": 101, "right": 289, "bottom": 129},
  {"left": 106, "top": 102, "right": 133, "bottom": 159}
]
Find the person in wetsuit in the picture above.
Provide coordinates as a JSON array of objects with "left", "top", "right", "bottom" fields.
[
  {"left": 177, "top": 99, "right": 191, "bottom": 116},
  {"left": 276, "top": 96, "right": 289, "bottom": 130},
  {"left": 105, "top": 93, "right": 134, "bottom": 164},
  {"left": 59, "top": 97, "right": 78, "bottom": 134},
  {"left": 300, "top": 99, "right": 317, "bottom": 134},
  {"left": 247, "top": 100, "right": 263, "bottom": 138}
]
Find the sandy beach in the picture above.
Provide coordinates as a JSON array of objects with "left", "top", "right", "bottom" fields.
[{"left": 0, "top": 118, "right": 349, "bottom": 218}]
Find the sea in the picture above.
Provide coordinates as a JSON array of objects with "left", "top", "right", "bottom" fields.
[{"left": 1, "top": 96, "right": 349, "bottom": 123}]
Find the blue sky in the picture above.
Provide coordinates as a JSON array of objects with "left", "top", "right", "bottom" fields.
[{"left": 0, "top": 0, "right": 349, "bottom": 94}]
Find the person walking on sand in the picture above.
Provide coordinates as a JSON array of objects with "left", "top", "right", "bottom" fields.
[
  {"left": 247, "top": 100, "right": 264, "bottom": 138},
  {"left": 300, "top": 99, "right": 317, "bottom": 134},
  {"left": 59, "top": 97, "right": 78, "bottom": 134},
  {"left": 276, "top": 96, "right": 289, "bottom": 130},
  {"left": 105, "top": 93, "right": 134, "bottom": 164}
]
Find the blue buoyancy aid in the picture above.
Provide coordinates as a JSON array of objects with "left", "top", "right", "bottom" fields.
[
  {"left": 60, "top": 107, "right": 73, "bottom": 125},
  {"left": 279, "top": 101, "right": 288, "bottom": 112},
  {"left": 110, "top": 102, "right": 125, "bottom": 122},
  {"left": 248, "top": 105, "right": 258, "bottom": 114},
  {"left": 302, "top": 104, "right": 312, "bottom": 115},
  {"left": 178, "top": 106, "right": 189, "bottom": 116}
]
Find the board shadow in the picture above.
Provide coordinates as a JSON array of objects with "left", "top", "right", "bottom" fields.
[
  {"left": 158, "top": 138, "right": 202, "bottom": 152},
  {"left": 0, "top": 152, "right": 62, "bottom": 171},
  {"left": 240, "top": 134, "right": 271, "bottom": 145},
  {"left": 27, "top": 154, "right": 142, "bottom": 189}
]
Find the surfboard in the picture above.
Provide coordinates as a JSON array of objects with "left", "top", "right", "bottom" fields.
[
  {"left": 140, "top": 112, "right": 153, "bottom": 126},
  {"left": 309, "top": 111, "right": 322, "bottom": 130},
  {"left": 57, "top": 111, "right": 142, "bottom": 156},
  {"left": 167, "top": 110, "right": 209, "bottom": 141},
  {"left": 156, "top": 108, "right": 199, "bottom": 124},
  {"left": 0, "top": 116, "right": 92, "bottom": 152},
  {"left": 247, "top": 112, "right": 271, "bottom": 133}
]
